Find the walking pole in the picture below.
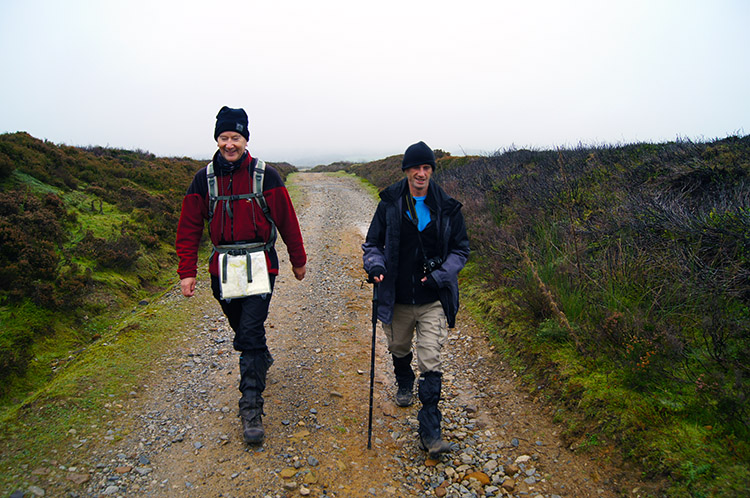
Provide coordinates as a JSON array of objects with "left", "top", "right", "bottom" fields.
[{"left": 367, "top": 282, "right": 378, "bottom": 449}]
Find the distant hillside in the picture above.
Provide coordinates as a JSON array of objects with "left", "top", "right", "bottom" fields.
[
  {"left": 310, "top": 148, "right": 464, "bottom": 186},
  {"left": 0, "top": 132, "right": 296, "bottom": 403},
  {"left": 308, "top": 161, "right": 355, "bottom": 173}
]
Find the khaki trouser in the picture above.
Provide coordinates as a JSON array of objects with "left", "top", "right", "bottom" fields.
[{"left": 382, "top": 301, "right": 448, "bottom": 373}]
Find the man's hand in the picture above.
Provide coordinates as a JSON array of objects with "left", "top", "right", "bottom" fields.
[
  {"left": 293, "top": 265, "right": 306, "bottom": 281},
  {"left": 180, "top": 277, "right": 196, "bottom": 297},
  {"left": 368, "top": 266, "right": 385, "bottom": 284},
  {"left": 421, "top": 274, "right": 438, "bottom": 288}
]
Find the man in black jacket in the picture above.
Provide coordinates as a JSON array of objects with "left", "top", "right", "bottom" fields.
[{"left": 362, "top": 141, "right": 470, "bottom": 458}]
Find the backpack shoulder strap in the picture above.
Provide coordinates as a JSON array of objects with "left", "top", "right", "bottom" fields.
[
  {"left": 253, "top": 159, "right": 269, "bottom": 215},
  {"left": 206, "top": 162, "right": 217, "bottom": 223},
  {"left": 251, "top": 158, "right": 277, "bottom": 249}
]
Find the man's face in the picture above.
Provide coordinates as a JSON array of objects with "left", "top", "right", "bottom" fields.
[
  {"left": 217, "top": 131, "right": 247, "bottom": 162},
  {"left": 405, "top": 164, "right": 433, "bottom": 195}
]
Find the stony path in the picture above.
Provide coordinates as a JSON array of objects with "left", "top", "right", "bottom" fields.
[{"left": 12, "top": 172, "right": 651, "bottom": 497}]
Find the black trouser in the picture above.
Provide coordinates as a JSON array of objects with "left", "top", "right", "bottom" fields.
[
  {"left": 418, "top": 371, "right": 443, "bottom": 441},
  {"left": 238, "top": 349, "right": 274, "bottom": 416},
  {"left": 211, "top": 275, "right": 276, "bottom": 416},
  {"left": 393, "top": 351, "right": 415, "bottom": 390}
]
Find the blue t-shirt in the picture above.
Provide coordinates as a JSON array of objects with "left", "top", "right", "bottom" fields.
[{"left": 407, "top": 195, "right": 431, "bottom": 231}]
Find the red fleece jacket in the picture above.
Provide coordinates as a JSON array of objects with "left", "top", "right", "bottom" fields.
[{"left": 175, "top": 153, "right": 306, "bottom": 280}]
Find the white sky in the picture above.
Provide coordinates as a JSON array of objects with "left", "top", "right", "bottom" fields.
[{"left": 1, "top": 0, "right": 748, "bottom": 166}]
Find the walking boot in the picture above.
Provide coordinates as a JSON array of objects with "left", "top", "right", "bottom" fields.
[
  {"left": 393, "top": 352, "right": 415, "bottom": 407},
  {"left": 238, "top": 350, "right": 273, "bottom": 444},
  {"left": 419, "top": 435, "right": 453, "bottom": 459},
  {"left": 417, "top": 371, "right": 453, "bottom": 458},
  {"left": 241, "top": 408, "right": 264, "bottom": 444}
]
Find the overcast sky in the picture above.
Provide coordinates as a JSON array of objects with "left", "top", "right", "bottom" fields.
[{"left": 1, "top": 0, "right": 748, "bottom": 166}]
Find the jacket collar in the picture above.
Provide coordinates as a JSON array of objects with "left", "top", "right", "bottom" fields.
[
  {"left": 381, "top": 178, "right": 459, "bottom": 214},
  {"left": 212, "top": 150, "right": 251, "bottom": 175}
]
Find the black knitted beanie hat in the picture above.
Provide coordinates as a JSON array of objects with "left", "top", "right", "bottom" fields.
[
  {"left": 214, "top": 106, "right": 249, "bottom": 141},
  {"left": 402, "top": 141, "right": 436, "bottom": 171}
]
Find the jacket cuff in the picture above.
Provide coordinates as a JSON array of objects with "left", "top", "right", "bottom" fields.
[{"left": 178, "top": 270, "right": 197, "bottom": 280}]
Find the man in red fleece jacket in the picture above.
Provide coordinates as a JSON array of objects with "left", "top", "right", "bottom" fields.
[{"left": 176, "top": 106, "right": 307, "bottom": 444}]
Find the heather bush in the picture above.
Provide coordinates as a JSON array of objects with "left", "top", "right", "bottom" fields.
[
  {"left": 54, "top": 263, "right": 93, "bottom": 309},
  {"left": 309, "top": 161, "right": 354, "bottom": 173},
  {"left": 77, "top": 230, "right": 140, "bottom": 269},
  {"left": 0, "top": 150, "right": 13, "bottom": 179},
  {"left": 268, "top": 161, "right": 298, "bottom": 181},
  {"left": 0, "top": 327, "right": 34, "bottom": 395},
  {"left": 441, "top": 138, "right": 750, "bottom": 433},
  {"left": 0, "top": 188, "right": 64, "bottom": 301},
  {"left": 349, "top": 155, "right": 404, "bottom": 190}
]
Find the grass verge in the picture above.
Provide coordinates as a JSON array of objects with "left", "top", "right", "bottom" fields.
[
  {"left": 0, "top": 282, "right": 193, "bottom": 493},
  {"left": 460, "top": 260, "right": 750, "bottom": 498}
]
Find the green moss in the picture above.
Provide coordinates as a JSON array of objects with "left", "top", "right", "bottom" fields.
[{"left": 0, "top": 289, "right": 191, "bottom": 487}]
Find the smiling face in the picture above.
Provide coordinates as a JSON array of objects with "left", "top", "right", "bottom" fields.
[
  {"left": 405, "top": 164, "right": 433, "bottom": 196},
  {"left": 217, "top": 131, "right": 247, "bottom": 162}
]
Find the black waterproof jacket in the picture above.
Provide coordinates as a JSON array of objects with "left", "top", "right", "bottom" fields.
[{"left": 362, "top": 178, "right": 470, "bottom": 327}]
